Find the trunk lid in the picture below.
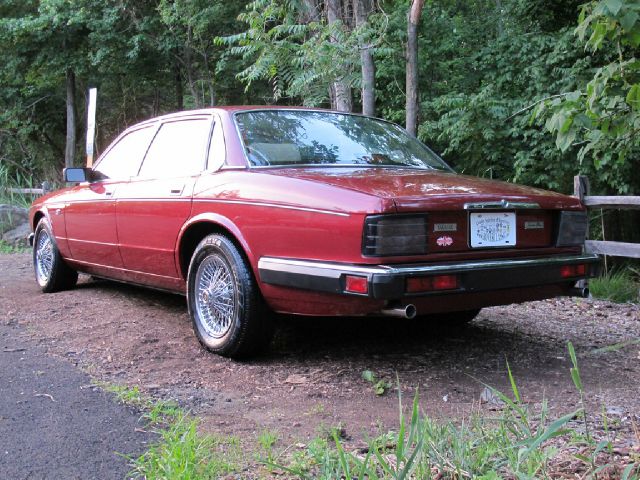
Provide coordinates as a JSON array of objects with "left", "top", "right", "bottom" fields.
[{"left": 263, "top": 167, "right": 581, "bottom": 211}]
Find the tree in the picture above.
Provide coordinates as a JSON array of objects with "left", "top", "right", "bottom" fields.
[
  {"left": 541, "top": 0, "right": 640, "bottom": 194},
  {"left": 405, "top": 0, "right": 424, "bottom": 135},
  {"left": 354, "top": 0, "right": 376, "bottom": 115}
]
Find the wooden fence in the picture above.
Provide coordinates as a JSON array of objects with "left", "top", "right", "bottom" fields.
[{"left": 574, "top": 175, "right": 640, "bottom": 259}]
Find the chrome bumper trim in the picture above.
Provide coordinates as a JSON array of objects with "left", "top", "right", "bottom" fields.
[
  {"left": 259, "top": 254, "right": 600, "bottom": 277},
  {"left": 258, "top": 254, "right": 601, "bottom": 299}
]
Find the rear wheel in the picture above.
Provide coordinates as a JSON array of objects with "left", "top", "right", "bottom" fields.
[
  {"left": 187, "top": 234, "right": 272, "bottom": 359},
  {"left": 33, "top": 218, "right": 78, "bottom": 293}
]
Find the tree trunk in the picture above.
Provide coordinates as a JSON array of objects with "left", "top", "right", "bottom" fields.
[
  {"left": 174, "top": 62, "right": 184, "bottom": 110},
  {"left": 326, "top": 0, "right": 352, "bottom": 112},
  {"left": 183, "top": 27, "right": 202, "bottom": 108},
  {"left": 354, "top": 0, "right": 375, "bottom": 116},
  {"left": 65, "top": 68, "right": 76, "bottom": 168},
  {"left": 406, "top": 0, "right": 424, "bottom": 136}
]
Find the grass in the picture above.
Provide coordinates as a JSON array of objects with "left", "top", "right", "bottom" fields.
[
  {"left": 0, "top": 239, "right": 28, "bottom": 254},
  {"left": 273, "top": 345, "right": 639, "bottom": 480},
  {"left": 99, "top": 346, "right": 640, "bottom": 480},
  {"left": 98, "top": 382, "right": 241, "bottom": 479},
  {"left": 590, "top": 269, "right": 639, "bottom": 303},
  {"left": 0, "top": 164, "right": 40, "bottom": 209},
  {"left": 130, "top": 415, "right": 240, "bottom": 479}
]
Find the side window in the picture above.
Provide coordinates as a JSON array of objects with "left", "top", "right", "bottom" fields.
[
  {"left": 94, "top": 126, "right": 155, "bottom": 179},
  {"left": 207, "top": 122, "right": 226, "bottom": 171},
  {"left": 138, "top": 118, "right": 211, "bottom": 178}
]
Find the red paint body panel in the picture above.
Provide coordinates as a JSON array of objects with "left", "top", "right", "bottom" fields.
[
  {"left": 116, "top": 177, "right": 196, "bottom": 278},
  {"left": 28, "top": 106, "right": 595, "bottom": 318},
  {"left": 63, "top": 181, "right": 124, "bottom": 268}
]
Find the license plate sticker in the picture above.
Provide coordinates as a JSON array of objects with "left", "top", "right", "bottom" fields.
[{"left": 470, "top": 212, "right": 516, "bottom": 248}]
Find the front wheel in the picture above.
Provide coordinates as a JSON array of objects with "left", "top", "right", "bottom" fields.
[
  {"left": 187, "top": 234, "right": 272, "bottom": 359},
  {"left": 33, "top": 218, "right": 78, "bottom": 293}
]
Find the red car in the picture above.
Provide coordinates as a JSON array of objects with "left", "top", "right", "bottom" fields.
[{"left": 29, "top": 107, "right": 599, "bottom": 358}]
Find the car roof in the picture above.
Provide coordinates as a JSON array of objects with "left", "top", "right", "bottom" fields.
[{"left": 136, "top": 105, "right": 335, "bottom": 125}]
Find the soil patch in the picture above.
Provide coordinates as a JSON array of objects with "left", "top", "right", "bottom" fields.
[{"left": 2, "top": 253, "right": 638, "bottom": 452}]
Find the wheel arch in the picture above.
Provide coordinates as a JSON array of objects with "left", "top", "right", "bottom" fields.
[
  {"left": 32, "top": 210, "right": 46, "bottom": 231},
  {"left": 176, "top": 214, "right": 256, "bottom": 281}
]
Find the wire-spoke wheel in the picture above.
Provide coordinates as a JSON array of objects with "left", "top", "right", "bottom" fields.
[
  {"left": 187, "top": 234, "right": 272, "bottom": 358},
  {"left": 194, "top": 254, "right": 237, "bottom": 339},
  {"left": 33, "top": 218, "right": 78, "bottom": 293}
]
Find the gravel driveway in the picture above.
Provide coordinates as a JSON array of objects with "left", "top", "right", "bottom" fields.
[{"left": 1, "top": 252, "right": 638, "bottom": 454}]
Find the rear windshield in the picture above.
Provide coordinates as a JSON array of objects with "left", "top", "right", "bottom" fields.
[{"left": 235, "top": 110, "right": 452, "bottom": 171}]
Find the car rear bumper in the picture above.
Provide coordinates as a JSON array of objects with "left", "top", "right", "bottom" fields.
[{"left": 257, "top": 253, "right": 601, "bottom": 300}]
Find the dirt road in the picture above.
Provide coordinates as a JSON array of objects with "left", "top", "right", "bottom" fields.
[{"left": 1, "top": 252, "right": 638, "bottom": 451}]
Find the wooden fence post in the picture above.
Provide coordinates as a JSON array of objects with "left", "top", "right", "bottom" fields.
[
  {"left": 573, "top": 175, "right": 590, "bottom": 201},
  {"left": 574, "top": 175, "right": 593, "bottom": 288}
]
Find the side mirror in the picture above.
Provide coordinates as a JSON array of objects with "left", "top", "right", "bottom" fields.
[{"left": 63, "top": 167, "right": 91, "bottom": 183}]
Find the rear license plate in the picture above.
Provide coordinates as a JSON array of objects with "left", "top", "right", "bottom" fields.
[{"left": 470, "top": 212, "right": 516, "bottom": 248}]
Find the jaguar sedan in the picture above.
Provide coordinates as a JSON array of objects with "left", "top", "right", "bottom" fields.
[{"left": 29, "top": 107, "right": 599, "bottom": 358}]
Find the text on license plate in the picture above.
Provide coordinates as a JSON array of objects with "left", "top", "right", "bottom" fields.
[{"left": 470, "top": 212, "right": 516, "bottom": 248}]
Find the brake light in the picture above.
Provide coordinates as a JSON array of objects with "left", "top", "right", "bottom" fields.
[
  {"left": 560, "top": 264, "right": 587, "bottom": 278},
  {"left": 345, "top": 275, "right": 368, "bottom": 294},
  {"left": 406, "top": 274, "right": 459, "bottom": 293}
]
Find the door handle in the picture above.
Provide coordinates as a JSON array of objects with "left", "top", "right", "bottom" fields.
[{"left": 169, "top": 185, "right": 185, "bottom": 195}]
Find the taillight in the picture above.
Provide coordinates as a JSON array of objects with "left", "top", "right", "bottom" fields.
[
  {"left": 556, "top": 211, "right": 588, "bottom": 247},
  {"left": 363, "top": 215, "right": 428, "bottom": 256},
  {"left": 406, "top": 274, "right": 459, "bottom": 293},
  {"left": 344, "top": 275, "right": 368, "bottom": 294},
  {"left": 560, "top": 264, "right": 587, "bottom": 278}
]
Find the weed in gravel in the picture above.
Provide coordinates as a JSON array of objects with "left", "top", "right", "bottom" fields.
[
  {"left": 130, "top": 413, "right": 240, "bottom": 479},
  {"left": 362, "top": 369, "right": 392, "bottom": 396},
  {"left": 97, "top": 382, "right": 241, "bottom": 479},
  {"left": 103, "top": 383, "right": 144, "bottom": 406}
]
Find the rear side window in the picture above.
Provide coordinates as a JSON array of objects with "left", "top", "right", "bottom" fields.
[
  {"left": 94, "top": 126, "right": 155, "bottom": 179},
  {"left": 138, "top": 118, "right": 211, "bottom": 178}
]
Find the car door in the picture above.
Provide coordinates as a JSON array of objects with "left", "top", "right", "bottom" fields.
[
  {"left": 64, "top": 124, "right": 156, "bottom": 269},
  {"left": 115, "top": 115, "right": 214, "bottom": 280}
]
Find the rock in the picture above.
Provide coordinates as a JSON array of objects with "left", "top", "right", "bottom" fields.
[
  {"left": 2, "top": 223, "right": 30, "bottom": 247},
  {"left": 480, "top": 386, "right": 505, "bottom": 407},
  {"left": 0, "top": 204, "right": 28, "bottom": 232}
]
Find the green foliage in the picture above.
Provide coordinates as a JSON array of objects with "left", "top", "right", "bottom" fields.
[
  {"left": 275, "top": 350, "right": 639, "bottom": 479},
  {"left": 217, "top": 0, "right": 377, "bottom": 106},
  {"left": 361, "top": 369, "right": 392, "bottom": 396},
  {"left": 590, "top": 269, "right": 640, "bottom": 303},
  {"left": 0, "top": 0, "right": 253, "bottom": 185},
  {"left": 540, "top": 0, "right": 640, "bottom": 194},
  {"left": 0, "top": 240, "right": 28, "bottom": 254},
  {"left": 130, "top": 413, "right": 240, "bottom": 479}
]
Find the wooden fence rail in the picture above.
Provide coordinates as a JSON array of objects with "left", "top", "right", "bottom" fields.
[
  {"left": 574, "top": 175, "right": 640, "bottom": 259},
  {"left": 5, "top": 187, "right": 45, "bottom": 195}
]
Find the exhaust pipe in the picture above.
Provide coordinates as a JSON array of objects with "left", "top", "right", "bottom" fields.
[
  {"left": 380, "top": 304, "right": 417, "bottom": 319},
  {"left": 569, "top": 287, "right": 590, "bottom": 298}
]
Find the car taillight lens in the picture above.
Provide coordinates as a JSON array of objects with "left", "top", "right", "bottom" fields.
[
  {"left": 363, "top": 215, "right": 428, "bottom": 256},
  {"left": 406, "top": 274, "right": 459, "bottom": 293},
  {"left": 556, "top": 211, "right": 588, "bottom": 247},
  {"left": 560, "top": 264, "right": 587, "bottom": 278},
  {"left": 344, "top": 275, "right": 368, "bottom": 294}
]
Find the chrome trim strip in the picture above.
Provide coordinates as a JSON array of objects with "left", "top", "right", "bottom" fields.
[
  {"left": 193, "top": 199, "right": 350, "bottom": 217},
  {"left": 66, "top": 258, "right": 179, "bottom": 281},
  {"left": 464, "top": 200, "right": 540, "bottom": 210},
  {"left": 258, "top": 253, "right": 600, "bottom": 278},
  {"left": 67, "top": 238, "right": 118, "bottom": 247}
]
